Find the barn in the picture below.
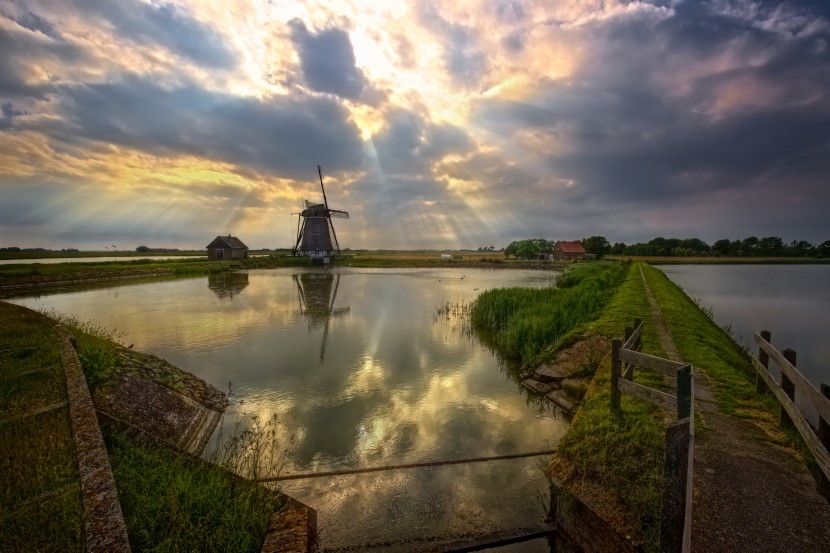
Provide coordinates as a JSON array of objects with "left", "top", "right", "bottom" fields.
[
  {"left": 553, "top": 241, "right": 587, "bottom": 261},
  {"left": 206, "top": 235, "right": 249, "bottom": 261}
]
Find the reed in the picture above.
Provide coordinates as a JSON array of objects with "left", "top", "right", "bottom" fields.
[{"left": 470, "top": 263, "right": 626, "bottom": 364}]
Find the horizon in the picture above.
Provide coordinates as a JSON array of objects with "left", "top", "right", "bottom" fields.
[{"left": 2, "top": 1, "right": 830, "bottom": 250}]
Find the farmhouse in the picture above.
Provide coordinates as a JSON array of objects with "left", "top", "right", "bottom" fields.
[
  {"left": 206, "top": 235, "right": 249, "bottom": 261},
  {"left": 553, "top": 240, "right": 587, "bottom": 261}
]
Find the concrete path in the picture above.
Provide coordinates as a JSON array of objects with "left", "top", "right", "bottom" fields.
[{"left": 639, "top": 266, "right": 830, "bottom": 552}]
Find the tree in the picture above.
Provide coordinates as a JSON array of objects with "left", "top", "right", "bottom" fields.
[
  {"left": 581, "top": 236, "right": 611, "bottom": 258},
  {"left": 136, "top": 245, "right": 151, "bottom": 252},
  {"left": 515, "top": 240, "right": 541, "bottom": 259}
]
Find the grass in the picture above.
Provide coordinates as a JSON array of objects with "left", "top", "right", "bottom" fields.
[
  {"left": 1, "top": 302, "right": 286, "bottom": 550},
  {"left": 0, "top": 301, "right": 84, "bottom": 552},
  {"left": 470, "top": 262, "right": 627, "bottom": 365},
  {"left": 553, "top": 263, "right": 668, "bottom": 550},
  {"left": 106, "top": 430, "right": 284, "bottom": 552},
  {"left": 44, "top": 310, "right": 124, "bottom": 391},
  {"left": 642, "top": 265, "right": 809, "bottom": 456},
  {"left": 553, "top": 262, "right": 818, "bottom": 550}
]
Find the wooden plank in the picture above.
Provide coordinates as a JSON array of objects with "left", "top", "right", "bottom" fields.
[
  {"left": 753, "top": 357, "right": 830, "bottom": 481},
  {"left": 414, "top": 523, "right": 555, "bottom": 552},
  {"left": 611, "top": 339, "right": 621, "bottom": 415},
  {"left": 755, "top": 333, "right": 830, "bottom": 423},
  {"left": 619, "top": 378, "right": 678, "bottom": 412},
  {"left": 618, "top": 348, "right": 685, "bottom": 376},
  {"left": 660, "top": 419, "right": 691, "bottom": 553},
  {"left": 676, "top": 365, "right": 693, "bottom": 420},
  {"left": 623, "top": 323, "right": 643, "bottom": 350},
  {"left": 682, "top": 375, "right": 695, "bottom": 553}
]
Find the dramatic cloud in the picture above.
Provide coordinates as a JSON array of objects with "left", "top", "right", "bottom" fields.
[
  {"left": 1, "top": 0, "right": 829, "bottom": 248},
  {"left": 288, "top": 18, "right": 382, "bottom": 104}
]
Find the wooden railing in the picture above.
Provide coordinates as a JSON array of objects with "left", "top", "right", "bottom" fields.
[
  {"left": 752, "top": 331, "right": 830, "bottom": 498},
  {"left": 610, "top": 320, "right": 694, "bottom": 553}
]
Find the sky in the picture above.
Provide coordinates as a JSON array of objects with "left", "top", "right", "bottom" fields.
[{"left": 1, "top": 0, "right": 829, "bottom": 250}]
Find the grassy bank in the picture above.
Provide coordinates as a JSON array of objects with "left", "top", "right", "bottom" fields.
[
  {"left": 642, "top": 265, "right": 805, "bottom": 445},
  {"left": 551, "top": 263, "right": 668, "bottom": 549},
  {"left": 1, "top": 303, "right": 284, "bottom": 551},
  {"left": 0, "top": 302, "right": 84, "bottom": 552},
  {"left": 470, "top": 262, "right": 626, "bottom": 366},
  {"left": 551, "top": 262, "right": 815, "bottom": 550},
  {"left": 106, "top": 430, "right": 282, "bottom": 552}
]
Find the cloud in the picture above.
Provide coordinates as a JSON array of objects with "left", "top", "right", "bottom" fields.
[
  {"left": 34, "top": 74, "right": 365, "bottom": 180},
  {"left": 0, "top": 102, "right": 25, "bottom": 131},
  {"left": 416, "top": 3, "right": 488, "bottom": 87},
  {"left": 1, "top": 5, "right": 61, "bottom": 39},
  {"left": 288, "top": 18, "right": 382, "bottom": 104},
  {"left": 469, "top": 0, "right": 830, "bottom": 242},
  {"left": 36, "top": 0, "right": 238, "bottom": 69}
]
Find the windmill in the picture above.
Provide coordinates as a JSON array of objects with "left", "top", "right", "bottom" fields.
[{"left": 293, "top": 165, "right": 350, "bottom": 261}]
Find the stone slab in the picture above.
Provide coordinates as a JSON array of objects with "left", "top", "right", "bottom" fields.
[
  {"left": 534, "top": 363, "right": 570, "bottom": 383},
  {"left": 94, "top": 371, "right": 223, "bottom": 456},
  {"left": 522, "top": 379, "right": 556, "bottom": 395}
]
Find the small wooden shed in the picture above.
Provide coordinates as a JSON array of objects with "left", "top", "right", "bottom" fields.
[
  {"left": 206, "top": 235, "right": 249, "bottom": 261},
  {"left": 553, "top": 241, "right": 587, "bottom": 261}
]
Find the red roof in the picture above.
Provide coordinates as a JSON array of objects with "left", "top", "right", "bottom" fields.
[{"left": 556, "top": 241, "right": 587, "bottom": 253}]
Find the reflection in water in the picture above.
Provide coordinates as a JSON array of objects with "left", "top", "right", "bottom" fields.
[
  {"left": 6, "top": 267, "right": 562, "bottom": 551},
  {"left": 207, "top": 272, "right": 250, "bottom": 299},
  {"left": 294, "top": 273, "right": 350, "bottom": 362}
]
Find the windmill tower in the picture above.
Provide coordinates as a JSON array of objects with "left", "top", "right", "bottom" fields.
[{"left": 293, "top": 165, "right": 350, "bottom": 261}]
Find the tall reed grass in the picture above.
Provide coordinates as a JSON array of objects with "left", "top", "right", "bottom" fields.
[{"left": 471, "top": 263, "right": 626, "bottom": 364}]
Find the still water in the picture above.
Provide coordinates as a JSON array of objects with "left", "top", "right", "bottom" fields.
[
  {"left": 6, "top": 267, "right": 564, "bottom": 551},
  {"left": 0, "top": 255, "right": 207, "bottom": 265},
  {"left": 660, "top": 264, "right": 830, "bottom": 411}
]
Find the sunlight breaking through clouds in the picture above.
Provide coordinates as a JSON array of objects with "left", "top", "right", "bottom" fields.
[{"left": 1, "top": 0, "right": 829, "bottom": 248}]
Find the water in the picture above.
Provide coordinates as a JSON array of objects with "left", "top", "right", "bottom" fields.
[
  {"left": 5, "top": 267, "right": 564, "bottom": 551},
  {"left": 660, "top": 264, "right": 830, "bottom": 419},
  {"left": 0, "top": 255, "right": 207, "bottom": 265}
]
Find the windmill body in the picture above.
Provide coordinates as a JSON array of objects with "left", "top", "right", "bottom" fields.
[{"left": 293, "top": 166, "right": 349, "bottom": 261}]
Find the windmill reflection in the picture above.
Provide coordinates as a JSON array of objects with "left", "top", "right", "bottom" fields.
[
  {"left": 207, "top": 272, "right": 250, "bottom": 299},
  {"left": 293, "top": 272, "right": 350, "bottom": 362}
]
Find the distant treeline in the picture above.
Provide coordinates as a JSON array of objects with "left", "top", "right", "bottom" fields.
[
  {"left": 593, "top": 236, "right": 830, "bottom": 258},
  {"left": 501, "top": 236, "right": 830, "bottom": 259},
  {"left": 135, "top": 246, "right": 183, "bottom": 252}
]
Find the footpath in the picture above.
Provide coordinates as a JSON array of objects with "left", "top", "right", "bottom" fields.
[{"left": 639, "top": 266, "right": 830, "bottom": 552}]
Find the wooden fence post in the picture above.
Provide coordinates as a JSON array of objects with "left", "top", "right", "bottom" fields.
[
  {"left": 756, "top": 330, "right": 771, "bottom": 394},
  {"left": 819, "top": 384, "right": 830, "bottom": 501},
  {"left": 780, "top": 348, "right": 797, "bottom": 430},
  {"left": 624, "top": 325, "right": 633, "bottom": 381},
  {"left": 660, "top": 419, "right": 690, "bottom": 553},
  {"left": 611, "top": 338, "right": 621, "bottom": 416},
  {"left": 634, "top": 318, "right": 642, "bottom": 351},
  {"left": 676, "top": 365, "right": 692, "bottom": 420}
]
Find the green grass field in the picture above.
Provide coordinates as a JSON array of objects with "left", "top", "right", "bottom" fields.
[{"left": 0, "top": 302, "right": 84, "bottom": 552}]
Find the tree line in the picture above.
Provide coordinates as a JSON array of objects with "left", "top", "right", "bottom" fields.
[
  {"left": 502, "top": 236, "right": 830, "bottom": 259},
  {"left": 588, "top": 236, "right": 830, "bottom": 258}
]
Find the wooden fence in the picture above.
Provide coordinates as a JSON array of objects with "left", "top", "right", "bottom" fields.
[
  {"left": 752, "top": 330, "right": 830, "bottom": 498},
  {"left": 610, "top": 320, "right": 694, "bottom": 553}
]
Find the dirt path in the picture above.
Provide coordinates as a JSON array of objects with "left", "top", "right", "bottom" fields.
[{"left": 638, "top": 266, "right": 830, "bottom": 552}]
